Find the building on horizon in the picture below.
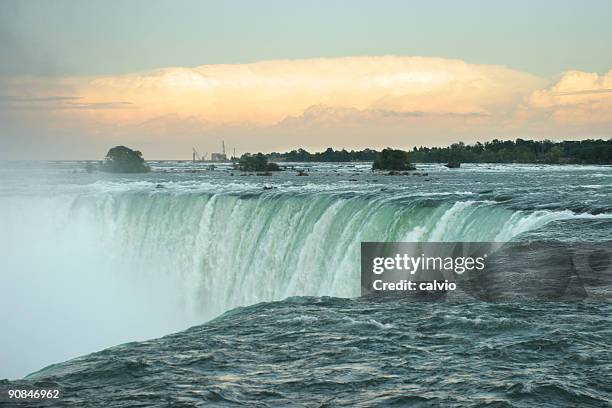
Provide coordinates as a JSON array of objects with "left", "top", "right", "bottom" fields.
[{"left": 210, "top": 152, "right": 227, "bottom": 162}]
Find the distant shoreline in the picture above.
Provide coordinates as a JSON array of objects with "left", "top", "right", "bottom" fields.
[
  {"left": 3, "top": 138, "right": 612, "bottom": 165},
  {"left": 3, "top": 160, "right": 612, "bottom": 167},
  {"left": 264, "top": 139, "right": 612, "bottom": 166}
]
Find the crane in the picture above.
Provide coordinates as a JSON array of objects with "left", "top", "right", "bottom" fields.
[{"left": 192, "top": 148, "right": 201, "bottom": 162}]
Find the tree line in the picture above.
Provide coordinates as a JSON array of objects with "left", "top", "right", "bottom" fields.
[
  {"left": 265, "top": 139, "right": 612, "bottom": 164},
  {"left": 267, "top": 147, "right": 379, "bottom": 162}
]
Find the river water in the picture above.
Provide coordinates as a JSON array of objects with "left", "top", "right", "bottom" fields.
[{"left": 1, "top": 161, "right": 611, "bottom": 406}]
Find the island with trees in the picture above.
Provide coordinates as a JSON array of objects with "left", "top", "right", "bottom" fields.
[
  {"left": 372, "top": 148, "right": 416, "bottom": 171},
  {"left": 236, "top": 153, "right": 280, "bottom": 172},
  {"left": 101, "top": 146, "right": 150, "bottom": 173}
]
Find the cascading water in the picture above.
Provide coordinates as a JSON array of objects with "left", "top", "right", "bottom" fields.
[
  {"left": 34, "top": 190, "right": 578, "bottom": 320},
  {"left": 3, "top": 161, "right": 612, "bottom": 379}
]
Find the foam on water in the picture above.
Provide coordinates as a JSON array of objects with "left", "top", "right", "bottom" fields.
[
  {"left": 2, "top": 161, "right": 612, "bottom": 379},
  {"left": 2, "top": 189, "right": 597, "bottom": 320}
]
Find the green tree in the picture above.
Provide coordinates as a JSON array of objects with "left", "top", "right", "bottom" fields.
[
  {"left": 102, "top": 146, "right": 150, "bottom": 173},
  {"left": 372, "top": 148, "right": 415, "bottom": 171},
  {"left": 237, "top": 153, "right": 280, "bottom": 171},
  {"left": 544, "top": 146, "right": 562, "bottom": 164}
]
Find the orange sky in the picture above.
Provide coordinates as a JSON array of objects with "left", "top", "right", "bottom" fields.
[{"left": 2, "top": 56, "right": 612, "bottom": 159}]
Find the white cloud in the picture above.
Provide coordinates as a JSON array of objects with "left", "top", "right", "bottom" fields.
[
  {"left": 527, "top": 70, "right": 612, "bottom": 125},
  {"left": 5, "top": 56, "right": 543, "bottom": 124},
  {"left": 2, "top": 57, "right": 611, "bottom": 159}
]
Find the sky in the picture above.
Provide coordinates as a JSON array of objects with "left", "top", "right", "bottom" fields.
[{"left": 1, "top": 0, "right": 612, "bottom": 159}]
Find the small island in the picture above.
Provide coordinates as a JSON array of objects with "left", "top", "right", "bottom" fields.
[
  {"left": 101, "top": 146, "right": 150, "bottom": 173},
  {"left": 372, "top": 148, "right": 416, "bottom": 171},
  {"left": 236, "top": 153, "right": 280, "bottom": 172}
]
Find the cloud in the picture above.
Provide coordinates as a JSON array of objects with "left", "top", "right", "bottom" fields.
[
  {"left": 0, "top": 95, "right": 132, "bottom": 110},
  {"left": 1, "top": 95, "right": 82, "bottom": 102},
  {"left": 2, "top": 56, "right": 544, "bottom": 124},
  {"left": 278, "top": 104, "right": 492, "bottom": 129},
  {"left": 557, "top": 88, "right": 612, "bottom": 96},
  {"left": 1, "top": 56, "right": 611, "bottom": 159},
  {"left": 527, "top": 70, "right": 612, "bottom": 125}
]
